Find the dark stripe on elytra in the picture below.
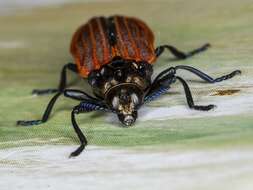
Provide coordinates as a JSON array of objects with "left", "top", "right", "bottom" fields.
[
  {"left": 107, "top": 16, "right": 117, "bottom": 46},
  {"left": 114, "top": 16, "right": 128, "bottom": 57},
  {"left": 78, "top": 30, "right": 85, "bottom": 66},
  {"left": 124, "top": 17, "right": 140, "bottom": 59},
  {"left": 127, "top": 18, "right": 143, "bottom": 60},
  {"left": 80, "top": 26, "right": 90, "bottom": 67},
  {"left": 138, "top": 24, "right": 150, "bottom": 60},
  {"left": 93, "top": 18, "right": 104, "bottom": 64},
  {"left": 85, "top": 24, "right": 94, "bottom": 70},
  {"left": 118, "top": 16, "right": 135, "bottom": 58},
  {"left": 133, "top": 20, "right": 151, "bottom": 60},
  {"left": 99, "top": 17, "right": 112, "bottom": 63}
]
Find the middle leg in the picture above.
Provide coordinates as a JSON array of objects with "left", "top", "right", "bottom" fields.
[
  {"left": 17, "top": 89, "right": 100, "bottom": 126},
  {"left": 32, "top": 63, "right": 77, "bottom": 95},
  {"left": 153, "top": 65, "right": 241, "bottom": 85},
  {"left": 69, "top": 101, "right": 114, "bottom": 157}
]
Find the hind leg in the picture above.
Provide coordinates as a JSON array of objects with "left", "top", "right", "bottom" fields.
[
  {"left": 32, "top": 63, "right": 77, "bottom": 95},
  {"left": 155, "top": 43, "right": 210, "bottom": 60}
]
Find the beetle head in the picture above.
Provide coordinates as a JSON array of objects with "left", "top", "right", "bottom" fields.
[{"left": 105, "top": 83, "right": 142, "bottom": 126}]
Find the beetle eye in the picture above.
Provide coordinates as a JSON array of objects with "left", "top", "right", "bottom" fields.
[
  {"left": 100, "top": 67, "right": 113, "bottom": 79},
  {"left": 137, "top": 63, "right": 146, "bottom": 77},
  {"left": 88, "top": 71, "right": 103, "bottom": 87}
]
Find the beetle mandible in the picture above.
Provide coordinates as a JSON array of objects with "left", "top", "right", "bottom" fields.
[{"left": 17, "top": 15, "right": 241, "bottom": 157}]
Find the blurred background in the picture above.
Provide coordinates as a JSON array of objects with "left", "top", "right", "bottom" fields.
[{"left": 0, "top": 1, "right": 253, "bottom": 190}]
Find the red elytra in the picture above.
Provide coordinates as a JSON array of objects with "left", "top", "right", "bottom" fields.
[{"left": 70, "top": 15, "right": 156, "bottom": 78}]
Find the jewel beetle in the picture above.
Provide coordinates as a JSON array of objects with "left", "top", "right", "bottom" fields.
[{"left": 17, "top": 15, "right": 241, "bottom": 157}]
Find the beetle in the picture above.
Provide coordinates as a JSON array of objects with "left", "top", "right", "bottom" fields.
[{"left": 17, "top": 15, "right": 241, "bottom": 157}]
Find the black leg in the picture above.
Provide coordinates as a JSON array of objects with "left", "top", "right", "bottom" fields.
[
  {"left": 175, "top": 65, "right": 241, "bottom": 83},
  {"left": 63, "top": 89, "right": 102, "bottom": 102},
  {"left": 144, "top": 86, "right": 171, "bottom": 103},
  {"left": 145, "top": 75, "right": 215, "bottom": 111},
  {"left": 176, "top": 76, "right": 215, "bottom": 111},
  {"left": 17, "top": 92, "right": 62, "bottom": 126},
  {"left": 17, "top": 89, "right": 100, "bottom": 127},
  {"left": 69, "top": 102, "right": 113, "bottom": 157},
  {"left": 155, "top": 43, "right": 210, "bottom": 60},
  {"left": 145, "top": 68, "right": 176, "bottom": 102},
  {"left": 146, "top": 64, "right": 241, "bottom": 105},
  {"left": 152, "top": 66, "right": 241, "bottom": 87},
  {"left": 32, "top": 63, "right": 77, "bottom": 95},
  {"left": 69, "top": 106, "right": 88, "bottom": 158}
]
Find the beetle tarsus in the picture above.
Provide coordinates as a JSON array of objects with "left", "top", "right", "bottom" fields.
[
  {"left": 69, "top": 144, "right": 86, "bottom": 158},
  {"left": 187, "top": 43, "right": 211, "bottom": 58},
  {"left": 213, "top": 70, "right": 241, "bottom": 83},
  {"left": 191, "top": 104, "right": 216, "bottom": 111},
  {"left": 17, "top": 120, "right": 43, "bottom": 126},
  {"left": 32, "top": 89, "right": 58, "bottom": 96}
]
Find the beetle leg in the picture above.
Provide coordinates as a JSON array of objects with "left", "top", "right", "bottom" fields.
[
  {"left": 144, "top": 86, "right": 170, "bottom": 103},
  {"left": 69, "top": 102, "right": 113, "bottom": 158},
  {"left": 145, "top": 75, "right": 215, "bottom": 110},
  {"left": 155, "top": 43, "right": 210, "bottom": 60},
  {"left": 63, "top": 89, "right": 101, "bottom": 102},
  {"left": 147, "top": 67, "right": 176, "bottom": 95},
  {"left": 176, "top": 76, "right": 215, "bottom": 111},
  {"left": 17, "top": 92, "right": 62, "bottom": 126},
  {"left": 152, "top": 65, "right": 241, "bottom": 86},
  {"left": 17, "top": 89, "right": 102, "bottom": 127},
  {"left": 174, "top": 65, "right": 241, "bottom": 83},
  {"left": 69, "top": 105, "right": 88, "bottom": 158},
  {"left": 145, "top": 73, "right": 176, "bottom": 102},
  {"left": 32, "top": 63, "right": 77, "bottom": 95}
]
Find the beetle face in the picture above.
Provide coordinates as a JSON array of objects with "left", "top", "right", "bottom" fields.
[
  {"left": 105, "top": 84, "right": 143, "bottom": 126},
  {"left": 110, "top": 88, "right": 140, "bottom": 126}
]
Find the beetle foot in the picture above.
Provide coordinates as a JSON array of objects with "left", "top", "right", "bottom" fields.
[
  {"left": 192, "top": 104, "right": 216, "bottom": 111},
  {"left": 69, "top": 144, "right": 86, "bottom": 158},
  {"left": 16, "top": 120, "right": 43, "bottom": 126},
  {"left": 32, "top": 89, "right": 58, "bottom": 96}
]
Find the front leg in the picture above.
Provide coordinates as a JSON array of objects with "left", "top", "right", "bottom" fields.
[
  {"left": 145, "top": 75, "right": 214, "bottom": 111},
  {"left": 69, "top": 102, "right": 112, "bottom": 158},
  {"left": 69, "top": 106, "right": 88, "bottom": 158},
  {"left": 176, "top": 76, "right": 215, "bottom": 111},
  {"left": 145, "top": 74, "right": 176, "bottom": 103},
  {"left": 32, "top": 63, "right": 77, "bottom": 96}
]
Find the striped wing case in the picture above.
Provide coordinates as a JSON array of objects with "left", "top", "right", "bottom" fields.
[{"left": 70, "top": 15, "right": 156, "bottom": 77}]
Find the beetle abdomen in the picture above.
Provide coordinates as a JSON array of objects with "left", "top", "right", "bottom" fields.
[{"left": 70, "top": 15, "right": 156, "bottom": 77}]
